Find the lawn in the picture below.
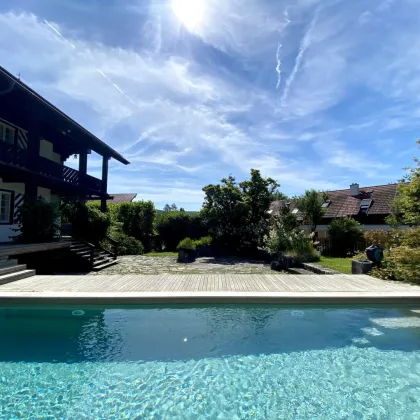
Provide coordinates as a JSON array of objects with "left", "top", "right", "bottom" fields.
[
  {"left": 144, "top": 252, "right": 178, "bottom": 257},
  {"left": 317, "top": 256, "right": 353, "bottom": 274}
]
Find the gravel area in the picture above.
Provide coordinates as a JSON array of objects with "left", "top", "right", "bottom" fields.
[{"left": 92, "top": 256, "right": 272, "bottom": 275}]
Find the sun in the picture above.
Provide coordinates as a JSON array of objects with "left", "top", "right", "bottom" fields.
[{"left": 172, "top": 0, "right": 205, "bottom": 31}]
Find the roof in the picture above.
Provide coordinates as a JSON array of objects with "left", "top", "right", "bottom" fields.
[
  {"left": 270, "top": 183, "right": 401, "bottom": 218},
  {"left": 88, "top": 193, "right": 137, "bottom": 204},
  {"left": 0, "top": 66, "right": 129, "bottom": 165}
]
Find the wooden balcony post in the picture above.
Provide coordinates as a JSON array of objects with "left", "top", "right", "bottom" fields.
[
  {"left": 79, "top": 151, "right": 88, "bottom": 200},
  {"left": 101, "top": 155, "right": 109, "bottom": 212},
  {"left": 26, "top": 118, "right": 41, "bottom": 199}
]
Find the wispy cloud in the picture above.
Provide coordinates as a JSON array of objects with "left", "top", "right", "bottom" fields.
[{"left": 0, "top": 0, "right": 418, "bottom": 209}]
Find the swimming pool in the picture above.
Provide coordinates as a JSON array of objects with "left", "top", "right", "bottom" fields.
[{"left": 1, "top": 304, "right": 420, "bottom": 418}]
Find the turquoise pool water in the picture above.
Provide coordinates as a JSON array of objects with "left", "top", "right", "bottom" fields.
[{"left": 1, "top": 305, "right": 420, "bottom": 419}]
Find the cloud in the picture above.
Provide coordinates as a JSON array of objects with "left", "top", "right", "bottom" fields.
[{"left": 0, "top": 0, "right": 418, "bottom": 209}]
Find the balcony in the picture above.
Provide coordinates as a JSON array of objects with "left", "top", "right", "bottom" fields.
[{"left": 0, "top": 141, "right": 104, "bottom": 194}]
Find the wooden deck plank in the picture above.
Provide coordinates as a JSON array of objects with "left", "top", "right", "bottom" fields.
[{"left": 1, "top": 273, "right": 420, "bottom": 295}]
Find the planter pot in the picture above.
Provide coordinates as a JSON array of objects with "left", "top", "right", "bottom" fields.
[
  {"left": 271, "top": 254, "right": 295, "bottom": 271},
  {"left": 352, "top": 260, "right": 373, "bottom": 274},
  {"left": 177, "top": 249, "right": 196, "bottom": 263}
]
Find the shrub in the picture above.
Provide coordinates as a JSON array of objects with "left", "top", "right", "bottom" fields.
[
  {"left": 117, "top": 201, "right": 156, "bottom": 252},
  {"left": 14, "top": 196, "right": 60, "bottom": 243},
  {"left": 107, "top": 232, "right": 144, "bottom": 256},
  {"left": 370, "top": 228, "right": 420, "bottom": 283},
  {"left": 156, "top": 212, "right": 208, "bottom": 251},
  {"left": 194, "top": 236, "right": 213, "bottom": 247},
  {"left": 328, "top": 217, "right": 364, "bottom": 257},
  {"left": 364, "top": 230, "right": 392, "bottom": 249},
  {"left": 289, "top": 230, "right": 320, "bottom": 262},
  {"left": 176, "top": 237, "right": 196, "bottom": 251},
  {"left": 72, "top": 203, "right": 111, "bottom": 244}
]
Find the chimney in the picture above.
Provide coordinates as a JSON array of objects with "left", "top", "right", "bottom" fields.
[{"left": 350, "top": 183, "right": 360, "bottom": 196}]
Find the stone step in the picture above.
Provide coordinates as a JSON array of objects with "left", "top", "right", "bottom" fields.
[
  {"left": 92, "top": 259, "right": 119, "bottom": 271},
  {"left": 93, "top": 256, "right": 112, "bottom": 267},
  {"left": 0, "top": 269, "right": 36, "bottom": 285},
  {"left": 0, "top": 264, "right": 27, "bottom": 276},
  {"left": 0, "top": 258, "right": 18, "bottom": 269}
]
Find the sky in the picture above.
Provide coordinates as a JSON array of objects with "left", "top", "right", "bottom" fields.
[{"left": 0, "top": 0, "right": 418, "bottom": 210}]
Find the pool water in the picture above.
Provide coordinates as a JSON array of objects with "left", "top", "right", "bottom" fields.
[{"left": 1, "top": 305, "right": 420, "bottom": 419}]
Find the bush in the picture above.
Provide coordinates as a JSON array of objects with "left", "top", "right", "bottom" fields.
[
  {"left": 117, "top": 201, "right": 156, "bottom": 252},
  {"left": 107, "top": 232, "right": 144, "bottom": 256},
  {"left": 176, "top": 237, "right": 196, "bottom": 251},
  {"left": 328, "top": 217, "right": 364, "bottom": 257},
  {"left": 72, "top": 203, "right": 111, "bottom": 244},
  {"left": 194, "top": 236, "right": 213, "bottom": 247},
  {"left": 364, "top": 230, "right": 392, "bottom": 249},
  {"left": 156, "top": 212, "right": 208, "bottom": 251},
  {"left": 370, "top": 228, "right": 420, "bottom": 283},
  {"left": 14, "top": 196, "right": 60, "bottom": 243}
]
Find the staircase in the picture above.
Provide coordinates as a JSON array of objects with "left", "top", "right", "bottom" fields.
[
  {"left": 70, "top": 241, "right": 119, "bottom": 271},
  {"left": 0, "top": 257, "right": 36, "bottom": 285}
]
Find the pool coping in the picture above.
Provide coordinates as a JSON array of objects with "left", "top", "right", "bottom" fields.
[{"left": 1, "top": 291, "right": 420, "bottom": 305}]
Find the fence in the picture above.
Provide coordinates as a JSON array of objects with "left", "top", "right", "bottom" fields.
[{"left": 317, "top": 238, "right": 367, "bottom": 257}]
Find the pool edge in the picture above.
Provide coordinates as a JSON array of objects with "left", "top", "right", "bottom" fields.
[{"left": 1, "top": 291, "right": 420, "bottom": 305}]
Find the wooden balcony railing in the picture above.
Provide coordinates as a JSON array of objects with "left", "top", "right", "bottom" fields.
[{"left": 0, "top": 141, "right": 104, "bottom": 193}]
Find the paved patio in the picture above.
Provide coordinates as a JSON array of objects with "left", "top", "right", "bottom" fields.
[
  {"left": 1, "top": 273, "right": 420, "bottom": 304},
  {"left": 90, "top": 256, "right": 272, "bottom": 275}
]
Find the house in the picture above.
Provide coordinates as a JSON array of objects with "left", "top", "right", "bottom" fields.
[
  {"left": 88, "top": 193, "right": 137, "bottom": 205},
  {"left": 270, "top": 183, "right": 406, "bottom": 238},
  {"left": 0, "top": 65, "right": 129, "bottom": 243}
]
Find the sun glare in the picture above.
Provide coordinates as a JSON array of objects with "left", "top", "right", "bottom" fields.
[{"left": 172, "top": 0, "right": 205, "bottom": 31}]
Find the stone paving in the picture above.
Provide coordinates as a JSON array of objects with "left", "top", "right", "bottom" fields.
[{"left": 92, "top": 256, "right": 272, "bottom": 275}]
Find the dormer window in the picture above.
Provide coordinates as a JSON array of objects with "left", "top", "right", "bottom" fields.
[{"left": 359, "top": 199, "right": 372, "bottom": 215}]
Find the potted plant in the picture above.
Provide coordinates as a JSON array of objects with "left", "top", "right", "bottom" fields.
[{"left": 177, "top": 237, "right": 197, "bottom": 262}]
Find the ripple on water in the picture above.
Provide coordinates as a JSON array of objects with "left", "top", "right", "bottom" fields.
[{"left": 2, "top": 347, "right": 420, "bottom": 419}]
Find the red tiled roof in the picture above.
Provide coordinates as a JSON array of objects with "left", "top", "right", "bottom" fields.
[
  {"left": 88, "top": 193, "right": 137, "bottom": 204},
  {"left": 270, "top": 183, "right": 402, "bottom": 218}
]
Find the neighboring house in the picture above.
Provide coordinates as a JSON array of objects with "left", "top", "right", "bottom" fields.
[
  {"left": 0, "top": 66, "right": 129, "bottom": 242},
  {"left": 270, "top": 183, "right": 406, "bottom": 238},
  {"left": 88, "top": 193, "right": 137, "bottom": 205}
]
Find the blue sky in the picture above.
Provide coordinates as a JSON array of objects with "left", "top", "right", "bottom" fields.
[{"left": 0, "top": 0, "right": 418, "bottom": 210}]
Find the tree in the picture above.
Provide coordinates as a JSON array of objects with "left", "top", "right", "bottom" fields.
[
  {"left": 270, "top": 190, "right": 288, "bottom": 202},
  {"left": 328, "top": 217, "right": 364, "bottom": 257},
  {"left": 295, "top": 189, "right": 328, "bottom": 232},
  {"left": 163, "top": 203, "right": 178, "bottom": 212},
  {"left": 201, "top": 169, "right": 279, "bottom": 250},
  {"left": 387, "top": 140, "right": 420, "bottom": 226}
]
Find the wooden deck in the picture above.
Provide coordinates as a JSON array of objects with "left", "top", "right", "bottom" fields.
[
  {"left": 0, "top": 240, "right": 71, "bottom": 258},
  {"left": 1, "top": 273, "right": 420, "bottom": 304}
]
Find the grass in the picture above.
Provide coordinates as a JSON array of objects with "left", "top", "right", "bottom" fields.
[
  {"left": 144, "top": 252, "right": 178, "bottom": 257},
  {"left": 317, "top": 256, "right": 353, "bottom": 274}
]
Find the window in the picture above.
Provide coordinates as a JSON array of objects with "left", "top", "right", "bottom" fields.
[
  {"left": 0, "top": 191, "right": 13, "bottom": 224},
  {"left": 321, "top": 200, "right": 331, "bottom": 208},
  {"left": 0, "top": 122, "right": 15, "bottom": 145},
  {"left": 359, "top": 199, "right": 372, "bottom": 215},
  {"left": 292, "top": 208, "right": 299, "bottom": 214}
]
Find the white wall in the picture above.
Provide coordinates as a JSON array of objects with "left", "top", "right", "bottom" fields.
[
  {"left": 40, "top": 139, "right": 61, "bottom": 164},
  {"left": 0, "top": 180, "right": 56, "bottom": 242},
  {"left": 0, "top": 179, "right": 25, "bottom": 242}
]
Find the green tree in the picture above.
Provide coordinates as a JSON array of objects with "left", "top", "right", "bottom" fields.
[
  {"left": 270, "top": 190, "right": 288, "bottom": 201},
  {"left": 387, "top": 140, "right": 420, "bottom": 226},
  {"left": 328, "top": 217, "right": 364, "bottom": 257},
  {"left": 202, "top": 169, "right": 279, "bottom": 250},
  {"left": 163, "top": 203, "right": 178, "bottom": 212},
  {"left": 155, "top": 211, "right": 207, "bottom": 251},
  {"left": 295, "top": 189, "right": 328, "bottom": 232},
  {"left": 116, "top": 201, "right": 156, "bottom": 251}
]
